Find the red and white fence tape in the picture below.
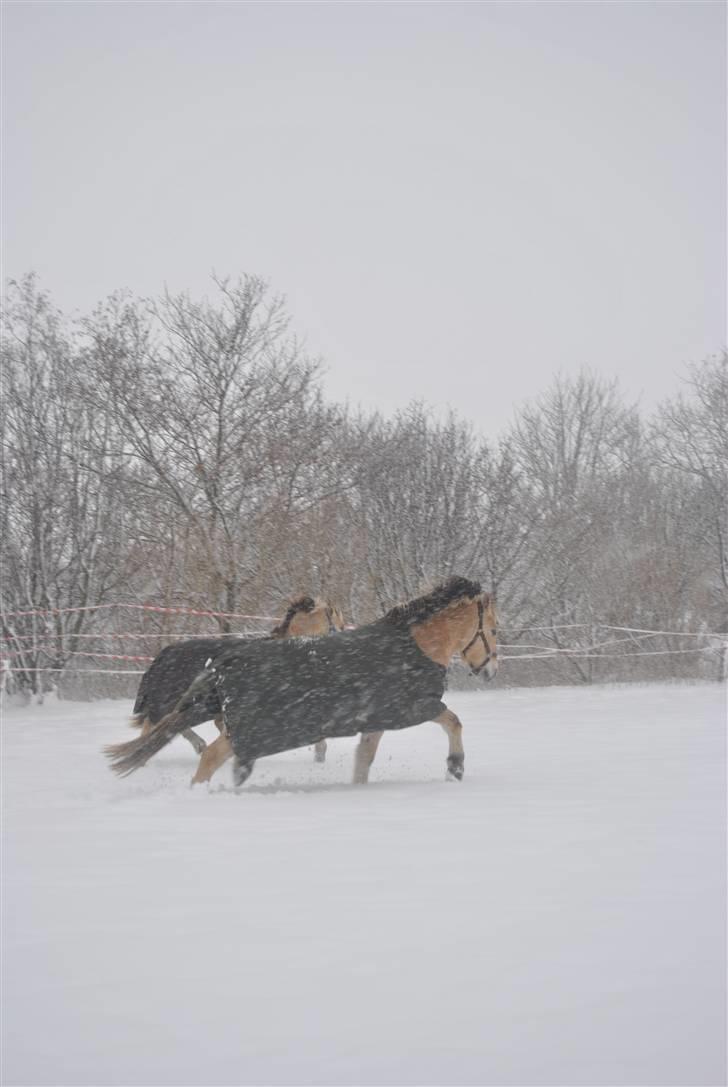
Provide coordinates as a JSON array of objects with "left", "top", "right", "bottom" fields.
[
  {"left": 3, "top": 667, "right": 146, "bottom": 675},
  {"left": 0, "top": 631, "right": 268, "bottom": 643},
  {"left": 0, "top": 647, "right": 155, "bottom": 662},
  {"left": 2, "top": 603, "right": 724, "bottom": 640},
  {"left": 1, "top": 603, "right": 280, "bottom": 621}
]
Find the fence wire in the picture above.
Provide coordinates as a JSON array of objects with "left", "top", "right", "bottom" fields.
[{"left": 2, "top": 604, "right": 726, "bottom": 693}]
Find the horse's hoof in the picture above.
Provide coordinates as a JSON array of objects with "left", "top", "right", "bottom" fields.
[
  {"left": 314, "top": 751, "right": 326, "bottom": 764},
  {"left": 233, "top": 760, "right": 253, "bottom": 789},
  {"left": 446, "top": 756, "right": 464, "bottom": 781}
]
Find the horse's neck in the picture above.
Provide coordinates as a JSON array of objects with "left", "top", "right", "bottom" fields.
[{"left": 411, "top": 611, "right": 463, "bottom": 666}]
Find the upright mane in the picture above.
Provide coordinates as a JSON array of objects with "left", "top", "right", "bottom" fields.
[
  {"left": 268, "top": 595, "right": 318, "bottom": 638},
  {"left": 381, "top": 576, "right": 483, "bottom": 628}
]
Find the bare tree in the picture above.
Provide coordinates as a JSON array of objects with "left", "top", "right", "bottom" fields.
[
  {"left": 84, "top": 276, "right": 347, "bottom": 627},
  {"left": 651, "top": 353, "right": 728, "bottom": 625},
  {"left": 1, "top": 276, "right": 134, "bottom": 693},
  {"left": 351, "top": 405, "right": 484, "bottom": 613},
  {"left": 504, "top": 371, "right": 644, "bottom": 679}
]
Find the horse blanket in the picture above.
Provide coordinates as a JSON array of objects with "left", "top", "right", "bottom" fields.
[
  {"left": 188, "top": 620, "right": 448, "bottom": 764},
  {"left": 133, "top": 637, "right": 247, "bottom": 724}
]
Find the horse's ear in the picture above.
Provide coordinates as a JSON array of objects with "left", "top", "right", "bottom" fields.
[
  {"left": 327, "top": 604, "right": 345, "bottom": 630},
  {"left": 484, "top": 592, "right": 498, "bottom": 621}
]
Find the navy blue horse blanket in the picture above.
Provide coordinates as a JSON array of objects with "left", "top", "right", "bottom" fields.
[
  {"left": 132, "top": 637, "right": 245, "bottom": 725},
  {"left": 178, "top": 619, "right": 447, "bottom": 765}
]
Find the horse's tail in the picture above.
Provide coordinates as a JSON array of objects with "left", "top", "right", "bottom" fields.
[
  {"left": 131, "top": 664, "right": 151, "bottom": 721},
  {"left": 106, "top": 669, "right": 218, "bottom": 777},
  {"left": 105, "top": 712, "right": 190, "bottom": 776}
]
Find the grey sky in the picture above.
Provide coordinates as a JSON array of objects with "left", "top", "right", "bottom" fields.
[{"left": 3, "top": 1, "right": 725, "bottom": 435}]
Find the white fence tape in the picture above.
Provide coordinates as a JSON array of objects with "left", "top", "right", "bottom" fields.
[{"left": 2, "top": 603, "right": 725, "bottom": 679}]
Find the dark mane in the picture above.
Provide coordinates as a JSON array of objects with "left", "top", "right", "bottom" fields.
[
  {"left": 268, "top": 595, "right": 318, "bottom": 638},
  {"left": 381, "top": 576, "right": 483, "bottom": 628}
]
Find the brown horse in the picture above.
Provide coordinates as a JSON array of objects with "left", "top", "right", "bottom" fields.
[
  {"left": 129, "top": 596, "right": 344, "bottom": 783},
  {"left": 107, "top": 577, "right": 498, "bottom": 787},
  {"left": 310, "top": 593, "right": 499, "bottom": 783},
  {"left": 351, "top": 583, "right": 498, "bottom": 783}
]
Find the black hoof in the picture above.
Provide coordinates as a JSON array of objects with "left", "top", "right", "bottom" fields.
[
  {"left": 447, "top": 755, "right": 464, "bottom": 781},
  {"left": 233, "top": 759, "right": 254, "bottom": 789}
]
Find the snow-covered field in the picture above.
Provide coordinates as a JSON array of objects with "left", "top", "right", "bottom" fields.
[{"left": 2, "top": 683, "right": 726, "bottom": 1087}]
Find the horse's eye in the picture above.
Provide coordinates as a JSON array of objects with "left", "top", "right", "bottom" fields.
[{"left": 491, "top": 629, "right": 497, "bottom": 636}]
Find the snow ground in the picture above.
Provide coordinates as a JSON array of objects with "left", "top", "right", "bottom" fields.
[{"left": 2, "top": 683, "right": 726, "bottom": 1087}]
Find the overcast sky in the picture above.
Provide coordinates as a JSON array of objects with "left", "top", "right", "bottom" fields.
[{"left": 3, "top": 1, "right": 725, "bottom": 435}]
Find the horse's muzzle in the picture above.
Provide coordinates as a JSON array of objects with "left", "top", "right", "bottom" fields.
[{"left": 482, "top": 658, "right": 498, "bottom": 682}]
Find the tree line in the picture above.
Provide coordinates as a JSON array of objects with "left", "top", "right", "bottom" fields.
[{"left": 2, "top": 273, "right": 726, "bottom": 695}]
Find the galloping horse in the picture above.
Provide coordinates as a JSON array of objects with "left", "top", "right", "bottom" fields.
[
  {"left": 129, "top": 596, "right": 344, "bottom": 783},
  {"left": 106, "top": 577, "right": 498, "bottom": 787}
]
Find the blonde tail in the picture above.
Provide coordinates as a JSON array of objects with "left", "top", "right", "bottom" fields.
[{"left": 106, "top": 710, "right": 190, "bottom": 776}]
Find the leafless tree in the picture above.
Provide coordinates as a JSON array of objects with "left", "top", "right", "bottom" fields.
[
  {"left": 351, "top": 405, "right": 484, "bottom": 613},
  {"left": 504, "top": 371, "right": 644, "bottom": 679},
  {"left": 1, "top": 276, "right": 135, "bottom": 693},
  {"left": 83, "top": 276, "right": 349, "bottom": 627},
  {"left": 651, "top": 353, "right": 728, "bottom": 626}
]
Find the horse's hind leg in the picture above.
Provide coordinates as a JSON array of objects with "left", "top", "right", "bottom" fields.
[
  {"left": 313, "top": 739, "right": 327, "bottom": 763},
  {"left": 182, "top": 728, "right": 207, "bottom": 754},
  {"left": 187, "top": 712, "right": 225, "bottom": 760},
  {"left": 188, "top": 713, "right": 224, "bottom": 758},
  {"left": 142, "top": 715, "right": 206, "bottom": 754},
  {"left": 353, "top": 730, "right": 384, "bottom": 784},
  {"left": 191, "top": 732, "right": 233, "bottom": 785},
  {"left": 435, "top": 707, "right": 465, "bottom": 780}
]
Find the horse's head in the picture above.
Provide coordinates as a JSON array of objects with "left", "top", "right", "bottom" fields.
[
  {"left": 271, "top": 596, "right": 345, "bottom": 639},
  {"left": 457, "top": 591, "right": 498, "bottom": 681},
  {"left": 396, "top": 577, "right": 498, "bottom": 681}
]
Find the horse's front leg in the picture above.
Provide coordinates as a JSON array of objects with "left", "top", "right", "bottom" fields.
[
  {"left": 353, "top": 730, "right": 384, "bottom": 784},
  {"left": 313, "top": 739, "right": 327, "bottom": 763},
  {"left": 435, "top": 707, "right": 465, "bottom": 780}
]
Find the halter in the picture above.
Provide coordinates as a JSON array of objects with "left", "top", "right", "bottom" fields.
[{"left": 461, "top": 599, "right": 492, "bottom": 675}]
